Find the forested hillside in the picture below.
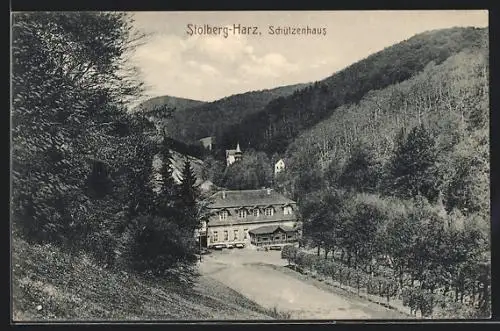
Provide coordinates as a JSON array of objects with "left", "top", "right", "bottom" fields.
[
  {"left": 220, "top": 27, "right": 487, "bottom": 155},
  {"left": 12, "top": 12, "right": 214, "bottom": 320},
  {"left": 160, "top": 83, "right": 310, "bottom": 145},
  {"left": 273, "top": 34, "right": 490, "bottom": 318},
  {"left": 134, "top": 95, "right": 206, "bottom": 114}
]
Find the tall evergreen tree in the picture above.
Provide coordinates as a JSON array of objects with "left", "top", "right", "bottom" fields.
[{"left": 177, "top": 159, "right": 201, "bottom": 231}]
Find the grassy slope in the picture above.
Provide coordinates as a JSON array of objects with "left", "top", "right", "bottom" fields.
[{"left": 12, "top": 236, "right": 272, "bottom": 321}]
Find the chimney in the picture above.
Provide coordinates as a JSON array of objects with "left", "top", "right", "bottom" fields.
[
  {"left": 222, "top": 191, "right": 226, "bottom": 199},
  {"left": 266, "top": 188, "right": 271, "bottom": 195}
]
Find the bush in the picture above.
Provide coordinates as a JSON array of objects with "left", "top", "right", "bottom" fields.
[
  {"left": 122, "top": 215, "right": 198, "bottom": 276},
  {"left": 337, "top": 264, "right": 351, "bottom": 286},
  {"left": 302, "top": 253, "right": 319, "bottom": 271},
  {"left": 400, "top": 286, "right": 438, "bottom": 317},
  {"left": 349, "top": 269, "right": 366, "bottom": 293},
  {"left": 281, "top": 245, "right": 298, "bottom": 265},
  {"left": 379, "top": 277, "right": 399, "bottom": 303},
  {"left": 419, "top": 292, "right": 435, "bottom": 317},
  {"left": 293, "top": 251, "right": 307, "bottom": 268}
]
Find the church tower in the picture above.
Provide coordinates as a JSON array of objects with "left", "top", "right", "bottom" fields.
[{"left": 234, "top": 142, "right": 242, "bottom": 162}]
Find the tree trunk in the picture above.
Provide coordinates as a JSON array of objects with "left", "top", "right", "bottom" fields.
[
  {"left": 317, "top": 245, "right": 320, "bottom": 257},
  {"left": 324, "top": 248, "right": 329, "bottom": 260}
]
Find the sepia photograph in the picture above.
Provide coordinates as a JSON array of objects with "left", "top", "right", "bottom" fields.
[{"left": 10, "top": 10, "right": 490, "bottom": 322}]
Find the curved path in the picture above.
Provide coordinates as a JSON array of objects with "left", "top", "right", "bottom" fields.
[{"left": 199, "top": 248, "right": 408, "bottom": 320}]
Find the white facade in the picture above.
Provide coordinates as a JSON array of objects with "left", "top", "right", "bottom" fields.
[
  {"left": 208, "top": 220, "right": 297, "bottom": 245},
  {"left": 274, "top": 159, "right": 285, "bottom": 175},
  {"left": 226, "top": 143, "right": 242, "bottom": 166},
  {"left": 226, "top": 154, "right": 236, "bottom": 166}
]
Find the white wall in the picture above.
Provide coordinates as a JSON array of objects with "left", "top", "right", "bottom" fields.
[{"left": 207, "top": 220, "right": 297, "bottom": 244}]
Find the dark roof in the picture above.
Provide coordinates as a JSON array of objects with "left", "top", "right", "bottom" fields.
[
  {"left": 208, "top": 189, "right": 296, "bottom": 209},
  {"left": 248, "top": 225, "right": 296, "bottom": 235}
]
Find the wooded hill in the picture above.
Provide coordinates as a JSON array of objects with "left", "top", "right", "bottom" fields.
[
  {"left": 280, "top": 32, "right": 489, "bottom": 207},
  {"left": 149, "top": 82, "right": 310, "bottom": 145},
  {"left": 134, "top": 95, "right": 206, "bottom": 114},
  {"left": 271, "top": 27, "right": 490, "bottom": 318},
  {"left": 218, "top": 27, "right": 487, "bottom": 155}
]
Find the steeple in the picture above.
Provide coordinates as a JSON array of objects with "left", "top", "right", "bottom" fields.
[{"left": 234, "top": 142, "right": 243, "bottom": 162}]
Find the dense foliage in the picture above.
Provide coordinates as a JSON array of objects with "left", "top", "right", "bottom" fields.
[
  {"left": 276, "top": 36, "right": 490, "bottom": 318},
  {"left": 12, "top": 12, "right": 203, "bottom": 280}
]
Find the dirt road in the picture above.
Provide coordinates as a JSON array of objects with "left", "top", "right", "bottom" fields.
[{"left": 198, "top": 247, "right": 408, "bottom": 320}]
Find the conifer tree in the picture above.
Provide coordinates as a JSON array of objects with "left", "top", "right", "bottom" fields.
[{"left": 177, "top": 159, "right": 200, "bottom": 231}]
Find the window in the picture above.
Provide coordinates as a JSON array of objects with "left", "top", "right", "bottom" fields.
[
  {"left": 213, "top": 231, "right": 218, "bottom": 242},
  {"left": 238, "top": 209, "right": 246, "bottom": 218},
  {"left": 219, "top": 210, "right": 228, "bottom": 220},
  {"left": 284, "top": 206, "right": 292, "bottom": 215},
  {"left": 253, "top": 209, "right": 259, "bottom": 217},
  {"left": 265, "top": 207, "right": 274, "bottom": 216},
  {"left": 233, "top": 229, "right": 238, "bottom": 240},
  {"left": 243, "top": 229, "right": 248, "bottom": 239},
  {"left": 224, "top": 230, "right": 228, "bottom": 241}
]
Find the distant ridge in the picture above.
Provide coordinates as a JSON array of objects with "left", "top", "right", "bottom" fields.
[
  {"left": 160, "top": 82, "right": 312, "bottom": 145},
  {"left": 135, "top": 95, "right": 206, "bottom": 114}
]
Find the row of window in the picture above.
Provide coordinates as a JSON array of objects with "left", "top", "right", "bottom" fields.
[
  {"left": 211, "top": 229, "right": 248, "bottom": 242},
  {"left": 218, "top": 206, "right": 293, "bottom": 220}
]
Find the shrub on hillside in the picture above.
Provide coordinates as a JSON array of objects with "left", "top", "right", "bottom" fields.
[
  {"left": 121, "top": 215, "right": 198, "bottom": 277},
  {"left": 378, "top": 277, "right": 399, "bottom": 303},
  {"left": 293, "top": 251, "right": 307, "bottom": 269},
  {"left": 401, "top": 286, "right": 439, "bottom": 317},
  {"left": 281, "top": 245, "right": 298, "bottom": 265}
]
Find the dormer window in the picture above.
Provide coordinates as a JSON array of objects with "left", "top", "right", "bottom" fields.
[
  {"left": 253, "top": 209, "right": 260, "bottom": 217},
  {"left": 238, "top": 209, "right": 247, "bottom": 218},
  {"left": 283, "top": 206, "right": 293, "bottom": 215},
  {"left": 265, "top": 207, "right": 274, "bottom": 216},
  {"left": 219, "top": 210, "right": 228, "bottom": 220}
]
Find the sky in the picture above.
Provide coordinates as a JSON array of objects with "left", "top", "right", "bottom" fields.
[{"left": 129, "top": 10, "right": 488, "bottom": 103}]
